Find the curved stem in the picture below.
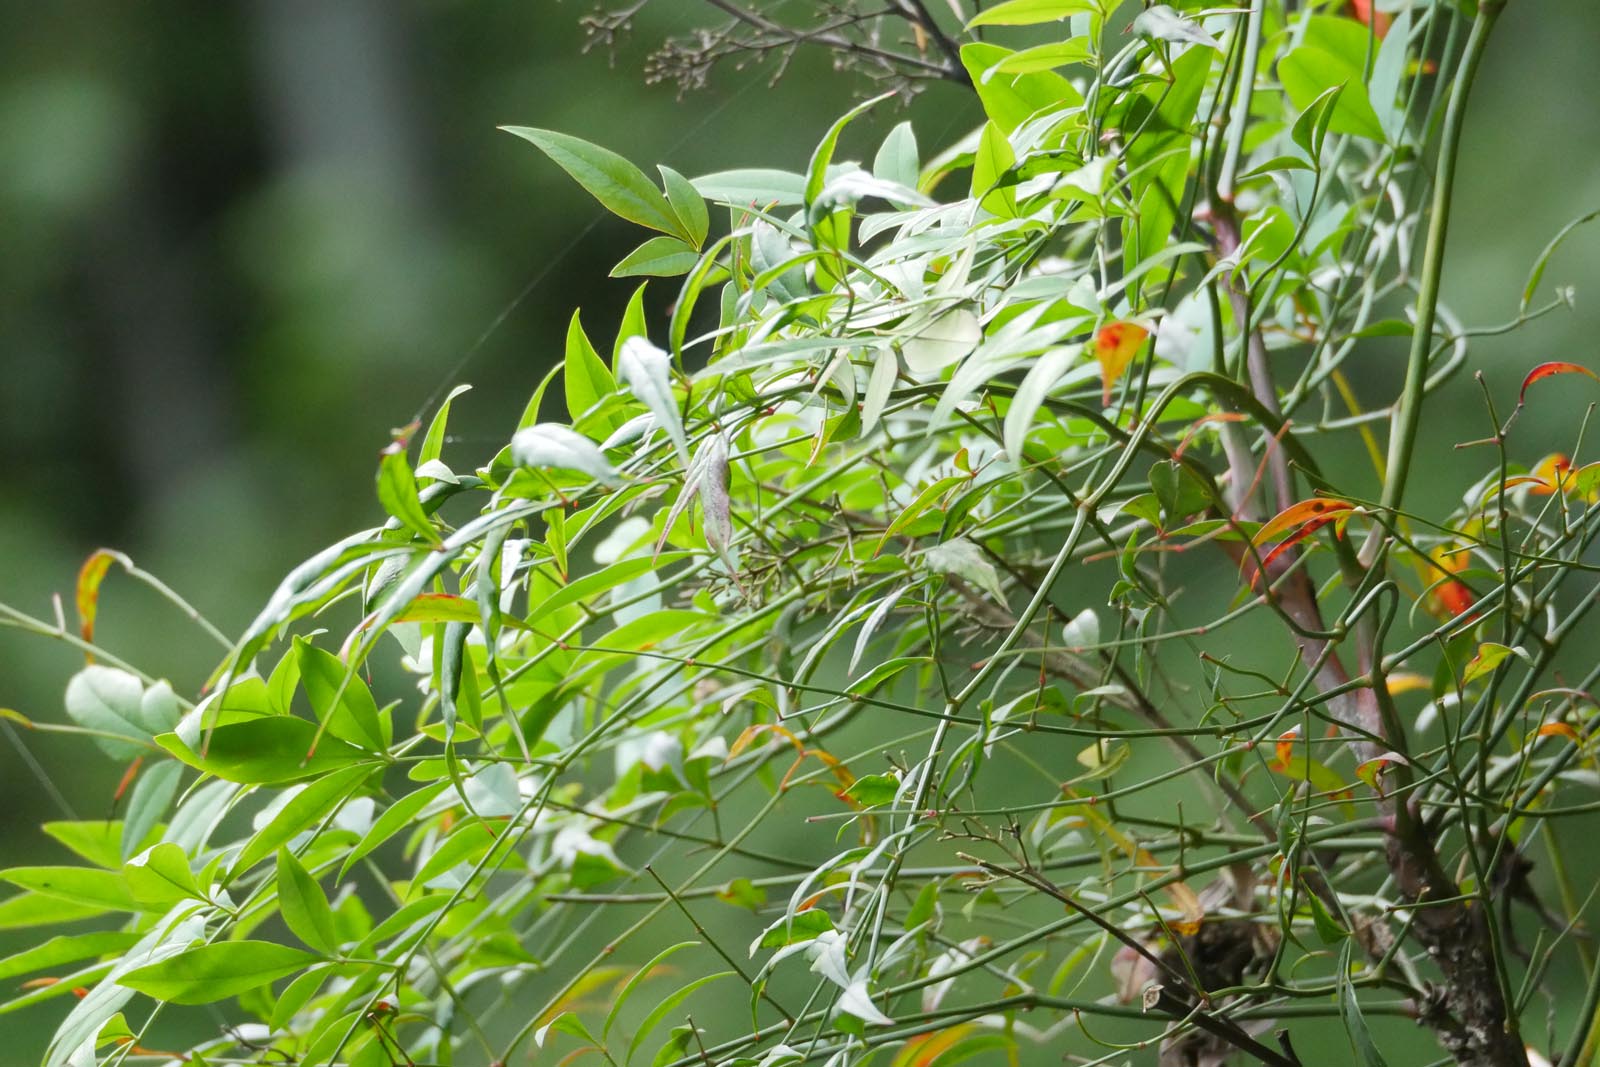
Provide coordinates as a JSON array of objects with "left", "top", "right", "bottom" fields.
[{"left": 1381, "top": 0, "right": 1505, "bottom": 513}]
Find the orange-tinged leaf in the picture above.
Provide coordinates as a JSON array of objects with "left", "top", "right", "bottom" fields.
[
  {"left": 1537, "top": 723, "right": 1581, "bottom": 744},
  {"left": 1355, "top": 750, "right": 1409, "bottom": 795},
  {"left": 75, "top": 549, "right": 129, "bottom": 661},
  {"left": 1273, "top": 727, "right": 1301, "bottom": 770},
  {"left": 1163, "top": 879, "right": 1205, "bottom": 937},
  {"left": 1346, "top": 0, "right": 1392, "bottom": 36},
  {"left": 728, "top": 723, "right": 806, "bottom": 760},
  {"left": 1425, "top": 544, "right": 1477, "bottom": 619},
  {"left": 892, "top": 1024, "right": 980, "bottom": 1067},
  {"left": 1520, "top": 361, "right": 1599, "bottom": 404},
  {"left": 1094, "top": 322, "right": 1148, "bottom": 405},
  {"left": 1526, "top": 453, "right": 1577, "bottom": 497},
  {"left": 1252, "top": 498, "right": 1355, "bottom": 548}
]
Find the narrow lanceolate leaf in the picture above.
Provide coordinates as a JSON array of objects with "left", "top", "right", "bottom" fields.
[
  {"left": 611, "top": 236, "right": 701, "bottom": 279},
  {"left": 658, "top": 165, "right": 709, "bottom": 248},
  {"left": 618, "top": 336, "right": 690, "bottom": 467},
  {"left": 564, "top": 310, "right": 616, "bottom": 428},
  {"left": 1132, "top": 5, "right": 1220, "bottom": 49},
  {"left": 1519, "top": 361, "right": 1598, "bottom": 404},
  {"left": 377, "top": 443, "right": 442, "bottom": 546},
  {"left": 805, "top": 91, "right": 894, "bottom": 207},
  {"left": 511, "top": 423, "right": 621, "bottom": 484},
  {"left": 0, "top": 867, "right": 146, "bottom": 913},
  {"left": 860, "top": 346, "right": 899, "bottom": 435},
  {"left": 1251, "top": 497, "right": 1356, "bottom": 547},
  {"left": 501, "top": 127, "right": 689, "bottom": 241},
  {"left": 157, "top": 717, "right": 373, "bottom": 785},
  {"left": 276, "top": 849, "right": 339, "bottom": 955},
  {"left": 700, "top": 433, "right": 734, "bottom": 558},
  {"left": 1004, "top": 346, "right": 1073, "bottom": 460},
  {"left": 966, "top": 0, "right": 1099, "bottom": 28},
  {"left": 118, "top": 940, "right": 319, "bottom": 1005}
]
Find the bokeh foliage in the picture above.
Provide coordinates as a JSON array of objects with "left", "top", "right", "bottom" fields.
[{"left": 6, "top": 2, "right": 1600, "bottom": 1066}]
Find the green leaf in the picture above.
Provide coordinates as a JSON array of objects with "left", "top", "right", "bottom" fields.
[
  {"left": 924, "top": 538, "right": 1006, "bottom": 603},
  {"left": 0, "top": 932, "right": 142, "bottom": 983},
  {"left": 118, "top": 940, "right": 319, "bottom": 1005},
  {"left": 512, "top": 423, "right": 621, "bottom": 484},
  {"left": 296, "top": 638, "right": 388, "bottom": 751},
  {"left": 627, "top": 970, "right": 734, "bottom": 1065},
  {"left": 1131, "top": 5, "right": 1219, "bottom": 49},
  {"left": 64, "top": 667, "right": 175, "bottom": 760},
  {"left": 1463, "top": 642, "right": 1523, "bottom": 685},
  {"left": 611, "top": 235, "right": 701, "bottom": 278},
  {"left": 377, "top": 444, "right": 442, "bottom": 546},
  {"left": 805, "top": 92, "right": 893, "bottom": 207},
  {"left": 872, "top": 122, "right": 919, "bottom": 190},
  {"left": 502, "top": 127, "right": 689, "bottom": 241},
  {"left": 276, "top": 849, "right": 339, "bottom": 955},
  {"left": 759, "top": 908, "right": 836, "bottom": 949},
  {"left": 418, "top": 383, "right": 471, "bottom": 473},
  {"left": 0, "top": 867, "right": 145, "bottom": 913},
  {"left": 966, "top": 0, "right": 1098, "bottom": 27},
  {"left": 961, "top": 43, "right": 1083, "bottom": 133},
  {"left": 1004, "top": 347, "right": 1072, "bottom": 461},
  {"left": 42, "top": 821, "right": 127, "bottom": 869},
  {"left": 123, "top": 843, "right": 202, "bottom": 906},
  {"left": 0, "top": 892, "right": 110, "bottom": 929},
  {"left": 340, "top": 781, "right": 449, "bottom": 881},
  {"left": 659, "top": 165, "right": 709, "bottom": 247},
  {"left": 565, "top": 309, "right": 617, "bottom": 427},
  {"left": 860, "top": 346, "right": 899, "bottom": 436},
  {"left": 1279, "top": 44, "right": 1385, "bottom": 142},
  {"left": 121, "top": 760, "right": 182, "bottom": 862},
  {"left": 157, "top": 717, "right": 375, "bottom": 785},
  {"left": 972, "top": 121, "right": 1018, "bottom": 218},
  {"left": 233, "top": 761, "right": 376, "bottom": 876},
  {"left": 845, "top": 773, "right": 900, "bottom": 808},
  {"left": 1307, "top": 888, "right": 1349, "bottom": 945},
  {"left": 1148, "top": 460, "right": 1213, "bottom": 525},
  {"left": 1337, "top": 942, "right": 1391, "bottom": 1066},
  {"left": 991, "top": 39, "right": 1096, "bottom": 75},
  {"left": 715, "top": 878, "right": 768, "bottom": 912}
]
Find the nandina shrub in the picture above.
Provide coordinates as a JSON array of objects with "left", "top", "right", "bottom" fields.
[{"left": 6, "top": 2, "right": 1599, "bottom": 1066}]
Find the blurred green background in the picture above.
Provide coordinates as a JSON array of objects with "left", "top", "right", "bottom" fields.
[{"left": 2, "top": 0, "right": 1599, "bottom": 1057}]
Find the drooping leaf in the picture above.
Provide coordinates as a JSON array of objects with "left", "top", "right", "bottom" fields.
[
  {"left": 618, "top": 336, "right": 690, "bottom": 467},
  {"left": 1519, "top": 361, "right": 1598, "bottom": 404}
]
